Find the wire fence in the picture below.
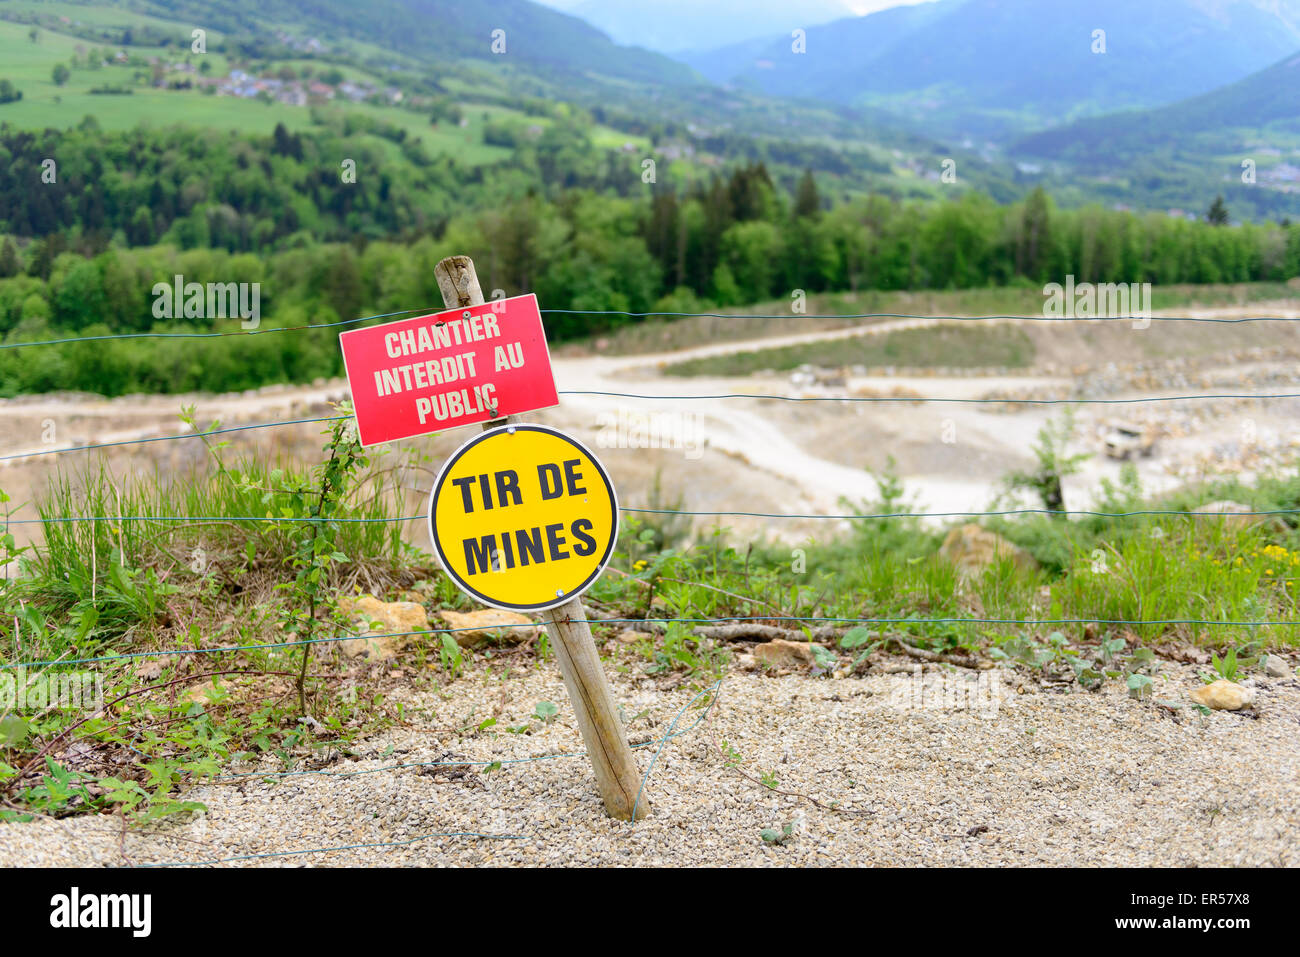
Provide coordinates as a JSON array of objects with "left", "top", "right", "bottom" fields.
[
  {"left": 4, "top": 385, "right": 1299, "bottom": 464},
  {"left": 1, "top": 304, "right": 1296, "bottom": 865},
  {"left": 4, "top": 307, "right": 1300, "bottom": 352},
  {"left": 5, "top": 615, "right": 1295, "bottom": 673}
]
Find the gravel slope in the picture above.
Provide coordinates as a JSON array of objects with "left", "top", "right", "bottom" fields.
[{"left": 3, "top": 656, "right": 1296, "bottom": 867}]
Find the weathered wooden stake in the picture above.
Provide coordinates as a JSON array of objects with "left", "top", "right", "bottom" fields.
[{"left": 433, "top": 255, "right": 649, "bottom": 821}]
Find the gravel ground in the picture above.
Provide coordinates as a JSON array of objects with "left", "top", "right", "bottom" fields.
[{"left": 2, "top": 656, "right": 1297, "bottom": 867}]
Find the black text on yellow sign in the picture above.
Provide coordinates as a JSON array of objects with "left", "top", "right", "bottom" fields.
[{"left": 428, "top": 424, "right": 618, "bottom": 612}]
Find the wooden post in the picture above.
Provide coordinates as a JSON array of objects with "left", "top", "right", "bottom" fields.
[{"left": 433, "top": 255, "right": 649, "bottom": 821}]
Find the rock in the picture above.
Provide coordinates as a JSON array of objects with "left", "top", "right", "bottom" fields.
[
  {"left": 1190, "top": 680, "right": 1256, "bottom": 711},
  {"left": 339, "top": 634, "right": 398, "bottom": 661},
  {"left": 1194, "top": 500, "right": 1252, "bottom": 525},
  {"left": 939, "top": 524, "right": 1037, "bottom": 576},
  {"left": 338, "top": 594, "right": 430, "bottom": 661},
  {"left": 752, "top": 639, "right": 826, "bottom": 671},
  {"left": 1193, "top": 500, "right": 1279, "bottom": 530},
  {"left": 1263, "top": 655, "right": 1291, "bottom": 678},
  {"left": 616, "top": 629, "right": 644, "bottom": 644},
  {"left": 437, "top": 609, "right": 537, "bottom": 647},
  {"left": 180, "top": 678, "right": 231, "bottom": 705},
  {"left": 338, "top": 594, "right": 429, "bottom": 635}
]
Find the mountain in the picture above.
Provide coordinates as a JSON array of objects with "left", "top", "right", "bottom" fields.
[
  {"left": 1014, "top": 51, "right": 1300, "bottom": 165},
  {"left": 680, "top": 0, "right": 954, "bottom": 90},
  {"left": 685, "top": 0, "right": 1300, "bottom": 138},
  {"left": 561, "top": 0, "right": 857, "bottom": 54},
  {"left": 143, "top": 0, "right": 701, "bottom": 87},
  {"left": 1007, "top": 50, "right": 1300, "bottom": 223}
]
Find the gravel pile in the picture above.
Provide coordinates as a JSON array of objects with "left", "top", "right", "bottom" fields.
[{"left": 2, "top": 656, "right": 1296, "bottom": 867}]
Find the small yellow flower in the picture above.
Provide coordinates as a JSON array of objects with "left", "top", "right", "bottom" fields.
[{"left": 633, "top": 560, "right": 647, "bottom": 571}]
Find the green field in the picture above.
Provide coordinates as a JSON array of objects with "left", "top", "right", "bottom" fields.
[
  {"left": 0, "top": 18, "right": 642, "bottom": 164},
  {"left": 664, "top": 324, "right": 1037, "bottom": 376},
  {"left": 5, "top": 0, "right": 218, "bottom": 36}
]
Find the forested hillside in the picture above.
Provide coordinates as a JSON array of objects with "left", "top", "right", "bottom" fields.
[
  {"left": 2, "top": 0, "right": 1298, "bottom": 403},
  {"left": 3, "top": 120, "right": 1298, "bottom": 399}
]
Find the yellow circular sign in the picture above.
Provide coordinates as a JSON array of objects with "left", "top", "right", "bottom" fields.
[{"left": 428, "top": 424, "right": 619, "bottom": 612}]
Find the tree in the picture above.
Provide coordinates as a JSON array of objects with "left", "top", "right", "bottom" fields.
[
  {"left": 28, "top": 27, "right": 39, "bottom": 43},
  {"left": 719, "top": 220, "right": 782, "bottom": 302},
  {"left": 323, "top": 245, "right": 364, "bottom": 321},
  {"left": 52, "top": 63, "right": 70, "bottom": 86},
  {"left": 1015, "top": 186, "right": 1053, "bottom": 279},
  {"left": 0, "top": 238, "right": 19, "bottom": 278},
  {"left": 271, "top": 122, "right": 303, "bottom": 160},
  {"left": 1206, "top": 195, "right": 1230, "bottom": 226},
  {"left": 794, "top": 169, "right": 821, "bottom": 220},
  {"left": 1003, "top": 409, "right": 1090, "bottom": 515},
  {"left": 127, "top": 206, "right": 154, "bottom": 246}
]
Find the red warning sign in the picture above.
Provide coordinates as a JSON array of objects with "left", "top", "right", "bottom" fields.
[{"left": 339, "top": 294, "right": 559, "bottom": 447}]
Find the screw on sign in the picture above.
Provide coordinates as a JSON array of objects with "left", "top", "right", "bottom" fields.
[{"left": 429, "top": 425, "right": 618, "bottom": 613}]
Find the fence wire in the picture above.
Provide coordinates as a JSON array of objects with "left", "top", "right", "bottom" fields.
[
  {"left": 5, "top": 309, "right": 1299, "bottom": 351},
  {"left": 1, "top": 304, "right": 1297, "bottom": 862}
]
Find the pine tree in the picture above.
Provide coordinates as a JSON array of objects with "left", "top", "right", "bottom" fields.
[
  {"left": 1016, "top": 187, "right": 1052, "bottom": 279},
  {"left": 0, "top": 238, "right": 18, "bottom": 278},
  {"left": 1206, "top": 195, "right": 1230, "bottom": 226},
  {"left": 794, "top": 169, "right": 821, "bottom": 219}
]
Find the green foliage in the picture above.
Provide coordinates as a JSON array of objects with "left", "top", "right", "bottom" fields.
[
  {"left": 665, "top": 324, "right": 1035, "bottom": 377},
  {"left": 532, "top": 700, "right": 558, "bottom": 723},
  {"left": 0, "top": 117, "right": 1296, "bottom": 400},
  {"left": 761, "top": 823, "right": 795, "bottom": 845},
  {"left": 234, "top": 412, "right": 367, "bottom": 714},
  {"left": 1206, "top": 195, "right": 1230, "bottom": 227},
  {"left": 1210, "top": 648, "right": 1239, "bottom": 682},
  {"left": 1002, "top": 409, "right": 1091, "bottom": 514},
  {"left": 841, "top": 456, "right": 944, "bottom": 563},
  {"left": 840, "top": 626, "right": 883, "bottom": 668},
  {"left": 439, "top": 634, "right": 463, "bottom": 679}
]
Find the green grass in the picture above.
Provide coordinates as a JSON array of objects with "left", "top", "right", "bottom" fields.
[
  {"left": 0, "top": 17, "right": 89, "bottom": 83},
  {"left": 0, "top": 19, "right": 516, "bottom": 163},
  {"left": 563, "top": 279, "right": 1300, "bottom": 360},
  {"left": 15, "top": 443, "right": 412, "bottom": 661},
  {"left": 591, "top": 455, "right": 1300, "bottom": 655},
  {"left": 664, "top": 324, "right": 1036, "bottom": 376},
  {"left": 5, "top": 0, "right": 217, "bottom": 37},
  {"left": 3, "top": 426, "right": 1299, "bottom": 822},
  {"left": 0, "top": 417, "right": 428, "bottom": 822}
]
